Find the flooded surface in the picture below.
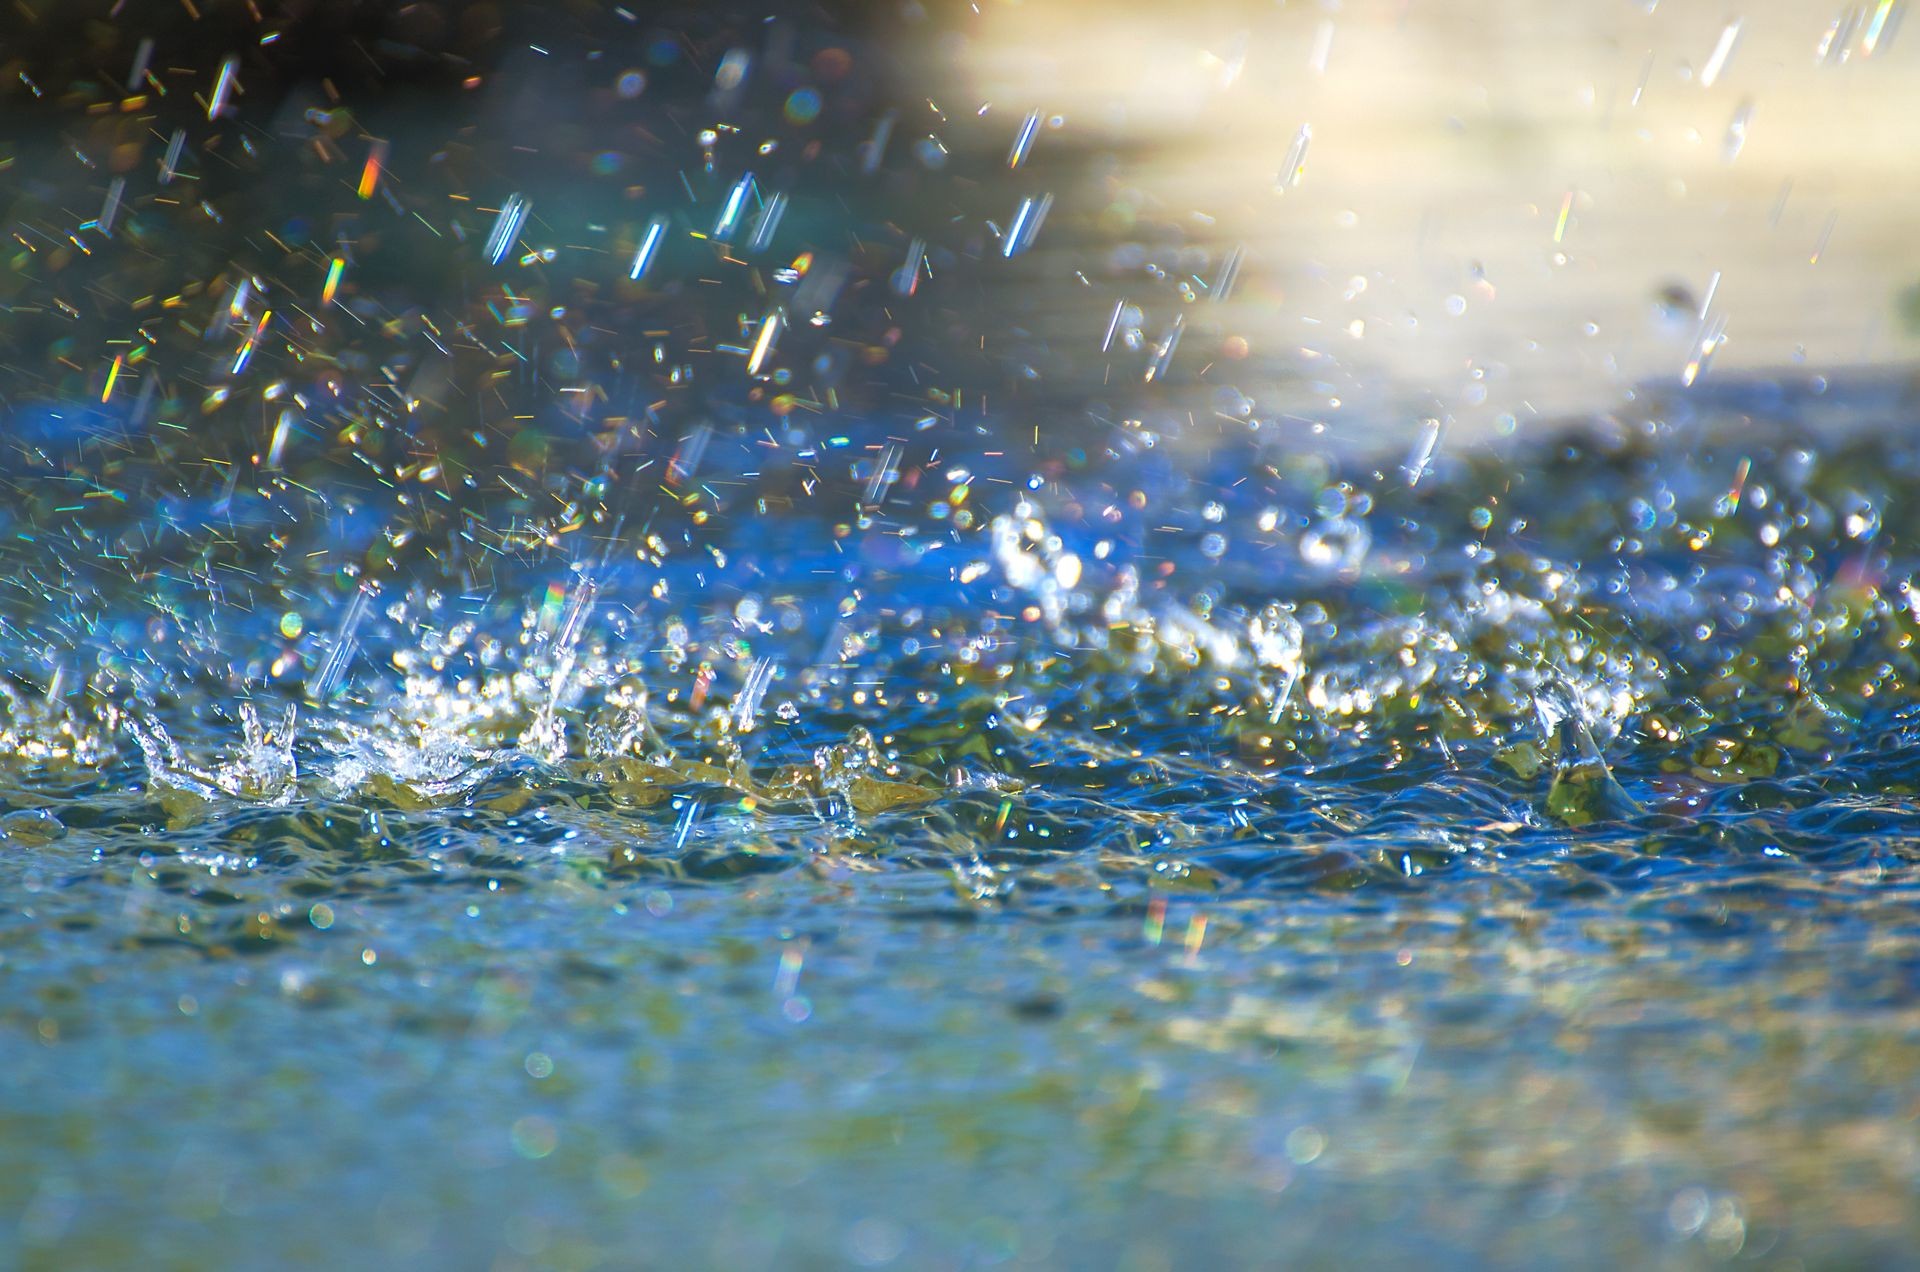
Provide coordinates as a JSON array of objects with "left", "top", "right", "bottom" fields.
[{"left": 4, "top": 3, "right": 1920, "bottom": 1269}]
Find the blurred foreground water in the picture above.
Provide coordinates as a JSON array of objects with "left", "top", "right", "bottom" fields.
[{"left": 3, "top": 3, "right": 1920, "bottom": 1269}]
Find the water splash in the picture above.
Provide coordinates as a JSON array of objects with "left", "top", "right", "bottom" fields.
[
  {"left": 1532, "top": 678, "right": 1642, "bottom": 827},
  {"left": 131, "top": 701, "right": 299, "bottom": 804}
]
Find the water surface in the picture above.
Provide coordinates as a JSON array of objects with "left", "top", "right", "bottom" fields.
[{"left": 3, "top": 4, "right": 1920, "bottom": 1269}]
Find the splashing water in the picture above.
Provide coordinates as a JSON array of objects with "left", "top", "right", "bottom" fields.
[
  {"left": 5, "top": 5, "right": 1920, "bottom": 1269},
  {"left": 131, "top": 701, "right": 299, "bottom": 804}
]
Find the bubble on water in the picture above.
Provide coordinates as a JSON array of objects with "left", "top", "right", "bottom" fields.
[
  {"left": 1300, "top": 517, "right": 1371, "bottom": 573},
  {"left": 1, "top": 808, "right": 66, "bottom": 845}
]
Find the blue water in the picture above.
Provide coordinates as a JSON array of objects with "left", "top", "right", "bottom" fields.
[{"left": 5, "top": 5, "right": 1920, "bottom": 1266}]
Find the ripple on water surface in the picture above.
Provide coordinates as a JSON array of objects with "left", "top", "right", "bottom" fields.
[
  {"left": 3, "top": 1, "right": 1920, "bottom": 1261},
  {"left": 2, "top": 398, "right": 1920, "bottom": 1265}
]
